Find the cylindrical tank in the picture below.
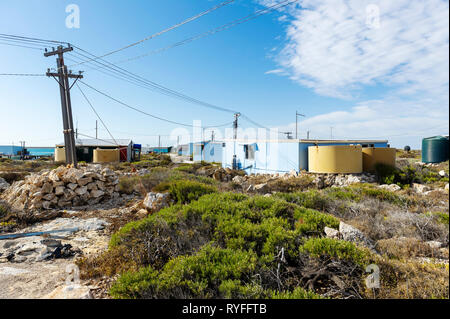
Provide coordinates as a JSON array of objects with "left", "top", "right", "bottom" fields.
[
  {"left": 422, "top": 136, "right": 449, "bottom": 163},
  {"left": 93, "top": 148, "right": 120, "bottom": 163},
  {"left": 308, "top": 145, "right": 362, "bottom": 174},
  {"left": 362, "top": 147, "right": 396, "bottom": 172},
  {"left": 54, "top": 147, "right": 66, "bottom": 162}
]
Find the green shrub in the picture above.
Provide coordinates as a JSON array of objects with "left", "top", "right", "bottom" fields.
[
  {"left": 118, "top": 167, "right": 217, "bottom": 195},
  {"left": 109, "top": 265, "right": 159, "bottom": 299},
  {"left": 430, "top": 211, "right": 449, "bottom": 225},
  {"left": 173, "top": 164, "right": 195, "bottom": 173},
  {"left": 274, "top": 191, "right": 328, "bottom": 211},
  {"left": 269, "top": 287, "right": 322, "bottom": 299},
  {"left": 155, "top": 180, "right": 217, "bottom": 204},
  {"left": 110, "top": 245, "right": 258, "bottom": 299},
  {"left": 300, "top": 238, "right": 373, "bottom": 267},
  {"left": 374, "top": 163, "right": 398, "bottom": 185},
  {"left": 294, "top": 207, "right": 339, "bottom": 235}
]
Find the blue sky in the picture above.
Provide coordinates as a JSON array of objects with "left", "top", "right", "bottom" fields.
[{"left": 0, "top": 0, "right": 448, "bottom": 149}]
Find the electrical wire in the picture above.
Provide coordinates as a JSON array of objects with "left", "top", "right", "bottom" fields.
[
  {"left": 115, "top": 0, "right": 299, "bottom": 64},
  {"left": 0, "top": 73, "right": 46, "bottom": 76},
  {"left": 0, "top": 41, "right": 45, "bottom": 51},
  {"left": 78, "top": 80, "right": 232, "bottom": 128},
  {"left": 67, "top": 0, "right": 235, "bottom": 68},
  {"left": 76, "top": 83, "right": 119, "bottom": 146}
]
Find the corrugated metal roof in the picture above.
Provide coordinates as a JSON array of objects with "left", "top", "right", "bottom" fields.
[{"left": 56, "top": 139, "right": 132, "bottom": 147}]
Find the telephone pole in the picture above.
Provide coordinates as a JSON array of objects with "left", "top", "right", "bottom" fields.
[
  {"left": 296, "top": 111, "right": 305, "bottom": 139},
  {"left": 95, "top": 120, "right": 98, "bottom": 139},
  {"left": 45, "top": 44, "right": 83, "bottom": 167}
]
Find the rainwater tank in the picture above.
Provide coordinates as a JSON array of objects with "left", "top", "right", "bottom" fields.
[{"left": 422, "top": 136, "right": 449, "bottom": 163}]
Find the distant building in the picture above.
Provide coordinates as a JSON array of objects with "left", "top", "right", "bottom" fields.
[
  {"left": 55, "top": 139, "right": 138, "bottom": 162},
  {"left": 194, "top": 139, "right": 389, "bottom": 174},
  {"left": 177, "top": 143, "right": 194, "bottom": 157},
  {"left": 147, "top": 146, "right": 173, "bottom": 154},
  {"left": 0, "top": 145, "right": 23, "bottom": 156}
]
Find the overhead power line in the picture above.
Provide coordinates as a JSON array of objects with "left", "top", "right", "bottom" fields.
[
  {"left": 68, "top": 45, "right": 240, "bottom": 114},
  {"left": 0, "top": 41, "right": 45, "bottom": 51},
  {"left": 76, "top": 83, "right": 119, "bottom": 146},
  {"left": 78, "top": 80, "right": 232, "bottom": 129},
  {"left": 115, "top": 0, "right": 300, "bottom": 64},
  {"left": 0, "top": 73, "right": 46, "bottom": 76},
  {"left": 67, "top": 0, "right": 235, "bottom": 68}
]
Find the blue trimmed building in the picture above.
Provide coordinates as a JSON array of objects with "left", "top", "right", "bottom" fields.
[{"left": 194, "top": 139, "right": 389, "bottom": 174}]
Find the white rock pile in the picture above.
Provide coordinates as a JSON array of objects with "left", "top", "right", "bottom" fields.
[{"left": 1, "top": 165, "right": 120, "bottom": 210}]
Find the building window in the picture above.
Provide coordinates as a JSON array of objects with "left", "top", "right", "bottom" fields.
[{"left": 244, "top": 144, "right": 255, "bottom": 160}]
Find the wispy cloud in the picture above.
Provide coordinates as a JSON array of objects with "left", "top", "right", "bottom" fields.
[
  {"left": 277, "top": 97, "right": 449, "bottom": 148},
  {"left": 267, "top": 0, "right": 449, "bottom": 98},
  {"left": 259, "top": 0, "right": 449, "bottom": 147}
]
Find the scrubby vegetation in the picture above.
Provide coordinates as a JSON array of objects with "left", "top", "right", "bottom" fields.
[
  {"left": 78, "top": 182, "right": 448, "bottom": 299},
  {"left": 118, "top": 167, "right": 217, "bottom": 195},
  {"left": 375, "top": 162, "right": 449, "bottom": 187},
  {"left": 2, "top": 151, "right": 448, "bottom": 299}
]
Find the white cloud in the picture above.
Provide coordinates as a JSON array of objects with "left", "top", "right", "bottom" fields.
[
  {"left": 269, "top": 0, "right": 449, "bottom": 98},
  {"left": 258, "top": 0, "right": 449, "bottom": 147},
  {"left": 276, "top": 97, "right": 449, "bottom": 148}
]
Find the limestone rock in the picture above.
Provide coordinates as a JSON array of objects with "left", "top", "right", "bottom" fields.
[
  {"left": 378, "top": 184, "right": 401, "bottom": 192},
  {"left": 412, "top": 183, "right": 431, "bottom": 194},
  {"left": 54, "top": 186, "right": 65, "bottom": 196},
  {"left": 324, "top": 227, "right": 340, "bottom": 239},
  {"left": 143, "top": 192, "right": 171, "bottom": 212},
  {"left": 44, "top": 285, "right": 92, "bottom": 299},
  {"left": 425, "top": 241, "right": 443, "bottom": 249},
  {"left": 90, "top": 190, "right": 105, "bottom": 198},
  {"left": 339, "top": 221, "right": 374, "bottom": 248},
  {"left": 254, "top": 183, "right": 269, "bottom": 193}
]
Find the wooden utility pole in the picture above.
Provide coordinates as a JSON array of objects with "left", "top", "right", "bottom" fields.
[{"left": 45, "top": 45, "right": 83, "bottom": 167}]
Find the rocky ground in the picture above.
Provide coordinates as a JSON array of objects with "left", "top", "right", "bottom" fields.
[{"left": 0, "top": 155, "right": 448, "bottom": 299}]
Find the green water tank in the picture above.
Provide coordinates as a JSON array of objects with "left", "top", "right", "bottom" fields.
[{"left": 422, "top": 136, "right": 449, "bottom": 163}]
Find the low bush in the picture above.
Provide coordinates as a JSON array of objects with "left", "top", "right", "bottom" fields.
[
  {"left": 300, "top": 237, "right": 373, "bottom": 267},
  {"left": 154, "top": 180, "right": 217, "bottom": 204},
  {"left": 83, "top": 192, "right": 342, "bottom": 299},
  {"left": 109, "top": 244, "right": 324, "bottom": 299},
  {"left": 118, "top": 167, "right": 217, "bottom": 195},
  {"left": 376, "top": 238, "right": 436, "bottom": 259}
]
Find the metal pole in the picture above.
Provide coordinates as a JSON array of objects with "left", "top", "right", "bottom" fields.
[
  {"left": 95, "top": 120, "right": 98, "bottom": 139},
  {"left": 296, "top": 111, "right": 305, "bottom": 139}
]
